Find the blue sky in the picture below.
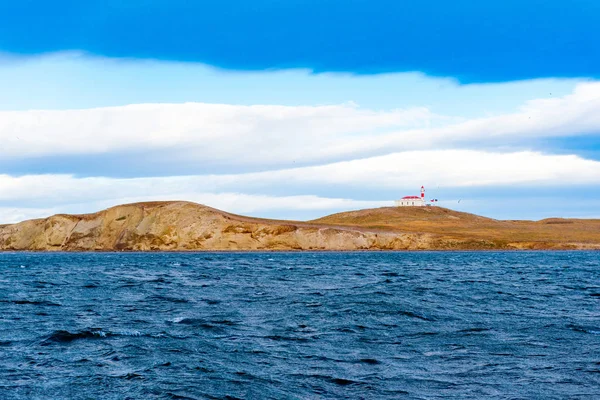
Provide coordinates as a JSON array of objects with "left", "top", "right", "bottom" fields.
[
  {"left": 0, "top": 1, "right": 599, "bottom": 222},
  {"left": 2, "top": 1, "right": 599, "bottom": 82}
]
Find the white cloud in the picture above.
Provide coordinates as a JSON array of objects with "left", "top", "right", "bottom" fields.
[
  {"left": 0, "top": 207, "right": 58, "bottom": 224},
  {"left": 0, "top": 102, "right": 437, "bottom": 163},
  {"left": 0, "top": 192, "right": 390, "bottom": 224},
  {"left": 1, "top": 82, "right": 599, "bottom": 169},
  {"left": 92, "top": 193, "right": 390, "bottom": 214},
  {"left": 253, "top": 150, "right": 600, "bottom": 188},
  {"left": 0, "top": 51, "right": 583, "bottom": 115},
  {"left": 0, "top": 150, "right": 598, "bottom": 214},
  {"left": 431, "top": 82, "right": 600, "bottom": 141},
  {"left": 1, "top": 53, "right": 599, "bottom": 221}
]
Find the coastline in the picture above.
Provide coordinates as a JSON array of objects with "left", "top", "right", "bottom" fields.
[{"left": 1, "top": 201, "right": 599, "bottom": 252}]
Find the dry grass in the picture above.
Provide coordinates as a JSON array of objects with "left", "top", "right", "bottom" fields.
[{"left": 311, "top": 206, "right": 600, "bottom": 246}]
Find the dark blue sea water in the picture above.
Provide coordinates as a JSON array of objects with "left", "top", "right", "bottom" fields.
[{"left": 0, "top": 252, "right": 599, "bottom": 399}]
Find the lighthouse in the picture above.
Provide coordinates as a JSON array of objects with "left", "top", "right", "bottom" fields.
[{"left": 394, "top": 186, "right": 427, "bottom": 207}]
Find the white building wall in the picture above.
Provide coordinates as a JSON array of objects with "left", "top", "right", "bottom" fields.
[{"left": 394, "top": 198, "right": 426, "bottom": 207}]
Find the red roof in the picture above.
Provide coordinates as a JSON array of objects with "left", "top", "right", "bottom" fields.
[{"left": 401, "top": 196, "right": 421, "bottom": 199}]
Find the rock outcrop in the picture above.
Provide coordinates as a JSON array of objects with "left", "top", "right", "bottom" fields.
[{"left": 0, "top": 201, "right": 598, "bottom": 251}]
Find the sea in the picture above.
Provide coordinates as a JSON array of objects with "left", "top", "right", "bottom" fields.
[{"left": 0, "top": 251, "right": 599, "bottom": 399}]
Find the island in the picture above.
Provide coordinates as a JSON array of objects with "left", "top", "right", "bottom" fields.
[{"left": 0, "top": 201, "right": 599, "bottom": 251}]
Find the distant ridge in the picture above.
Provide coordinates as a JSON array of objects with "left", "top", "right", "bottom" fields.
[{"left": 0, "top": 201, "right": 599, "bottom": 251}]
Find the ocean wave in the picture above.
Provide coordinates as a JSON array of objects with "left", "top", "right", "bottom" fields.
[
  {"left": 0, "top": 299, "right": 61, "bottom": 306},
  {"left": 40, "top": 328, "right": 168, "bottom": 345},
  {"left": 567, "top": 324, "right": 600, "bottom": 335},
  {"left": 145, "top": 295, "right": 190, "bottom": 303},
  {"left": 42, "top": 329, "right": 110, "bottom": 344},
  {"left": 398, "top": 310, "right": 434, "bottom": 321},
  {"left": 2, "top": 251, "right": 600, "bottom": 399}
]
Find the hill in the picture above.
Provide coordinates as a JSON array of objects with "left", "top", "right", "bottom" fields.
[
  {"left": 312, "top": 206, "right": 600, "bottom": 249},
  {"left": 0, "top": 202, "right": 598, "bottom": 251}
]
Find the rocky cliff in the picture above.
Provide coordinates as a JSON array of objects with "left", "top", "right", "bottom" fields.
[{"left": 0, "top": 201, "right": 598, "bottom": 251}]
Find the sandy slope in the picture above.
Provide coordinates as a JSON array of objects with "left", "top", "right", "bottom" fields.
[{"left": 0, "top": 201, "right": 598, "bottom": 251}]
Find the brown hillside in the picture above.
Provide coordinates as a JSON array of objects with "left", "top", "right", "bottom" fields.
[
  {"left": 0, "top": 202, "right": 439, "bottom": 251},
  {"left": 311, "top": 206, "right": 600, "bottom": 249},
  {"left": 0, "top": 202, "right": 598, "bottom": 251}
]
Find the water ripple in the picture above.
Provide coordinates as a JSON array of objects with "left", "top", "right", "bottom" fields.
[{"left": 0, "top": 251, "right": 599, "bottom": 399}]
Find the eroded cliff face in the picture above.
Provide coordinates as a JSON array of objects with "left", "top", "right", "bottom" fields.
[
  {"left": 0, "top": 202, "right": 439, "bottom": 251},
  {"left": 1, "top": 201, "right": 598, "bottom": 251}
]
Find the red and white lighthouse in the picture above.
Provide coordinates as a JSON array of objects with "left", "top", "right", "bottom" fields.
[{"left": 395, "top": 186, "right": 428, "bottom": 207}]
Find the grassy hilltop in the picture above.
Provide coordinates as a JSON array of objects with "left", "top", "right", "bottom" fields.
[{"left": 312, "top": 206, "right": 600, "bottom": 250}]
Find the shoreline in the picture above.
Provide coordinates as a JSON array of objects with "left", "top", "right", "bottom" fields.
[
  {"left": 2, "top": 201, "right": 599, "bottom": 252},
  {"left": 1, "top": 248, "right": 599, "bottom": 254}
]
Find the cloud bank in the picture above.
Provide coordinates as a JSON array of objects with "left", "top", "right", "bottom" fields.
[
  {"left": 2, "top": 82, "right": 600, "bottom": 170},
  {"left": 0, "top": 54, "right": 599, "bottom": 222}
]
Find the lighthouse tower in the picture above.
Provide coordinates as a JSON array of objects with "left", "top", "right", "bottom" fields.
[{"left": 421, "top": 186, "right": 425, "bottom": 202}]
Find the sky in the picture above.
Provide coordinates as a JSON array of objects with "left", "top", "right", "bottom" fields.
[{"left": 0, "top": 1, "right": 599, "bottom": 223}]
